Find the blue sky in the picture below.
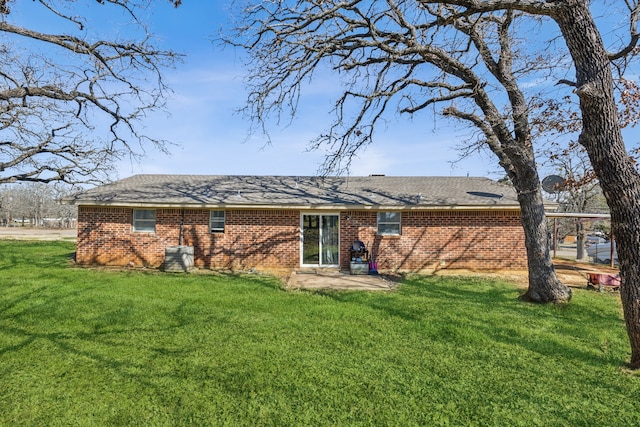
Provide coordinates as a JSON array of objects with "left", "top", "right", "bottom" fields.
[
  {"left": 111, "top": 1, "right": 505, "bottom": 179},
  {"left": 17, "top": 1, "right": 640, "bottom": 180}
]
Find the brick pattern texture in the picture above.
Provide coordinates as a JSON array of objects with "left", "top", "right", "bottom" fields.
[{"left": 77, "top": 207, "right": 527, "bottom": 271}]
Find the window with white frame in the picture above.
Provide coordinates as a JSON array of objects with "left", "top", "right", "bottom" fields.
[
  {"left": 377, "top": 212, "right": 401, "bottom": 235},
  {"left": 210, "top": 210, "right": 225, "bottom": 233},
  {"left": 132, "top": 209, "right": 156, "bottom": 232}
]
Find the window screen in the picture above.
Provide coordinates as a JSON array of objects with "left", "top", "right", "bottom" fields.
[
  {"left": 377, "top": 212, "right": 401, "bottom": 235},
  {"left": 210, "top": 210, "right": 225, "bottom": 233},
  {"left": 133, "top": 209, "right": 156, "bottom": 232}
]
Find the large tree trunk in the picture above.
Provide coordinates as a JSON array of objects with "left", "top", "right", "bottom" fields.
[
  {"left": 514, "top": 177, "right": 572, "bottom": 303},
  {"left": 554, "top": 1, "right": 640, "bottom": 368},
  {"left": 576, "top": 221, "right": 587, "bottom": 261}
]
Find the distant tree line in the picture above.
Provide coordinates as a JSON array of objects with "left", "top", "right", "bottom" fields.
[{"left": 0, "top": 183, "right": 76, "bottom": 228}]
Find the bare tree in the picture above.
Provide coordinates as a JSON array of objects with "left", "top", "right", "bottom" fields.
[
  {"left": 226, "top": 0, "right": 640, "bottom": 367},
  {"left": 50, "top": 184, "right": 79, "bottom": 228},
  {"left": 542, "top": 141, "right": 607, "bottom": 260},
  {"left": 0, "top": 0, "right": 182, "bottom": 185},
  {"left": 421, "top": 0, "right": 640, "bottom": 368},
  {"left": 0, "top": 182, "right": 79, "bottom": 227},
  {"left": 0, "top": 185, "right": 15, "bottom": 225},
  {"left": 230, "top": 0, "right": 640, "bottom": 368},
  {"left": 535, "top": 72, "right": 640, "bottom": 260},
  {"left": 0, "top": 183, "right": 32, "bottom": 225},
  {"left": 224, "top": 1, "right": 572, "bottom": 302}
]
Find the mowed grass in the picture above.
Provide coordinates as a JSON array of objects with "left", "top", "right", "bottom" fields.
[{"left": 0, "top": 241, "right": 639, "bottom": 426}]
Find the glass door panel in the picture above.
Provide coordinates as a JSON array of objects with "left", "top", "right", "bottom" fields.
[
  {"left": 302, "top": 215, "right": 320, "bottom": 264},
  {"left": 321, "top": 215, "right": 339, "bottom": 265},
  {"left": 302, "top": 214, "right": 339, "bottom": 266}
]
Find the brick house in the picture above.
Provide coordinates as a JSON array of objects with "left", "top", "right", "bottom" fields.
[{"left": 66, "top": 174, "right": 528, "bottom": 272}]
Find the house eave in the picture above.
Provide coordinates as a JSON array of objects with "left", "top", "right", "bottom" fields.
[
  {"left": 545, "top": 211, "right": 611, "bottom": 219},
  {"left": 70, "top": 200, "right": 522, "bottom": 211}
]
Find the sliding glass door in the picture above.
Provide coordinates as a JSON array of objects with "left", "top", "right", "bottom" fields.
[{"left": 301, "top": 214, "right": 339, "bottom": 267}]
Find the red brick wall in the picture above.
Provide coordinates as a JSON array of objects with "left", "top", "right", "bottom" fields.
[
  {"left": 77, "top": 206, "right": 526, "bottom": 271},
  {"left": 340, "top": 210, "right": 527, "bottom": 271},
  {"left": 77, "top": 207, "right": 300, "bottom": 269},
  {"left": 181, "top": 209, "right": 300, "bottom": 269}
]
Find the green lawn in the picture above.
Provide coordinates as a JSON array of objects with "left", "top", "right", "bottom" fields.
[{"left": 0, "top": 240, "right": 639, "bottom": 426}]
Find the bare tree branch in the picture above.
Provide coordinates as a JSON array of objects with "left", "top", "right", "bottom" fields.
[
  {"left": 608, "top": 0, "right": 640, "bottom": 60},
  {"left": 224, "top": 0, "right": 640, "bottom": 369},
  {"left": 0, "top": 0, "right": 182, "bottom": 185},
  {"left": 223, "top": 0, "right": 578, "bottom": 303}
]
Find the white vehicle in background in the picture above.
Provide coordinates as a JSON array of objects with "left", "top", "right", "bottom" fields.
[
  {"left": 586, "top": 234, "right": 608, "bottom": 246},
  {"left": 587, "top": 241, "right": 617, "bottom": 264}
]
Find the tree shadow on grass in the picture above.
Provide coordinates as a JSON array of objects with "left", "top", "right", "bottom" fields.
[
  {"left": 0, "top": 284, "right": 214, "bottom": 411},
  {"left": 219, "top": 271, "right": 289, "bottom": 293},
  {"left": 302, "top": 275, "right": 628, "bottom": 369},
  {"left": 0, "top": 236, "right": 630, "bottom": 419},
  {"left": 0, "top": 241, "right": 75, "bottom": 270},
  {"left": 302, "top": 275, "right": 518, "bottom": 320}
]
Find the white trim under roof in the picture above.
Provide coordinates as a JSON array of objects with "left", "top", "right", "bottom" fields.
[
  {"left": 545, "top": 212, "right": 610, "bottom": 219},
  {"left": 73, "top": 202, "right": 522, "bottom": 211}
]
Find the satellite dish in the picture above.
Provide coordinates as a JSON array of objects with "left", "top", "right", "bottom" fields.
[{"left": 541, "top": 175, "right": 565, "bottom": 193}]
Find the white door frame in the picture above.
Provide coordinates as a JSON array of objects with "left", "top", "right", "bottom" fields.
[{"left": 300, "top": 213, "right": 340, "bottom": 268}]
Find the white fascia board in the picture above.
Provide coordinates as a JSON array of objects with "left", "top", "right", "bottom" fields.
[
  {"left": 545, "top": 212, "right": 611, "bottom": 219},
  {"left": 74, "top": 201, "right": 522, "bottom": 211}
]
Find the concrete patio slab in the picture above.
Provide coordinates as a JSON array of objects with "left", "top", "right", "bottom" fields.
[
  {"left": 288, "top": 269, "right": 396, "bottom": 291},
  {"left": 286, "top": 260, "right": 605, "bottom": 292}
]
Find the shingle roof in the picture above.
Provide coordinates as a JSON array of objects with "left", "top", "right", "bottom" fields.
[{"left": 65, "top": 174, "right": 521, "bottom": 209}]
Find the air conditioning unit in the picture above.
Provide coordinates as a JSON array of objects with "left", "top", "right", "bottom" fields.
[{"left": 164, "top": 246, "right": 194, "bottom": 272}]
